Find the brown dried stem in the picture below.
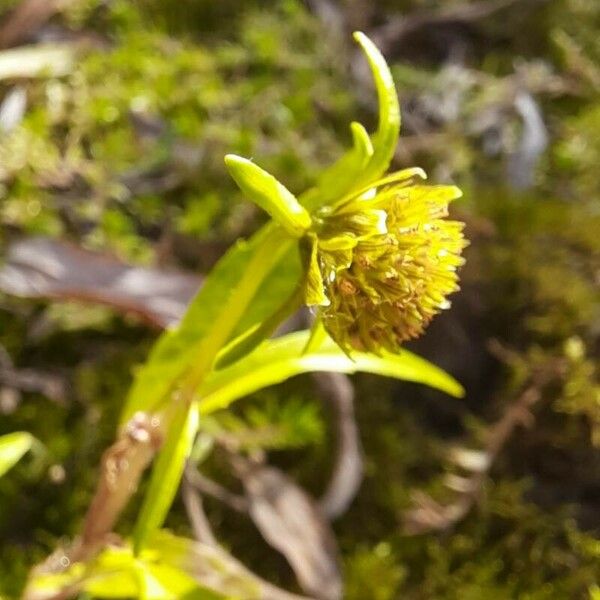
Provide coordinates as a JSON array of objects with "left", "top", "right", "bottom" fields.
[
  {"left": 182, "top": 465, "right": 219, "bottom": 546},
  {"left": 22, "top": 412, "right": 164, "bottom": 599}
]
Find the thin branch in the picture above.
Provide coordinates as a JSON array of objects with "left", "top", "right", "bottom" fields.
[
  {"left": 79, "top": 413, "right": 164, "bottom": 550},
  {"left": 185, "top": 463, "right": 249, "bottom": 513},
  {"left": 182, "top": 465, "right": 315, "bottom": 600},
  {"left": 313, "top": 372, "right": 363, "bottom": 520},
  {"left": 0, "top": 365, "right": 65, "bottom": 402},
  {"left": 182, "top": 465, "right": 218, "bottom": 546}
]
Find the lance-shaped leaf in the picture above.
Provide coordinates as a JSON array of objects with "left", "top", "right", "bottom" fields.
[
  {"left": 0, "top": 432, "right": 34, "bottom": 478},
  {"left": 214, "top": 282, "right": 303, "bottom": 370},
  {"left": 120, "top": 226, "right": 294, "bottom": 423},
  {"left": 198, "top": 331, "right": 464, "bottom": 415},
  {"left": 133, "top": 402, "right": 199, "bottom": 553},
  {"left": 225, "top": 155, "right": 312, "bottom": 238}
]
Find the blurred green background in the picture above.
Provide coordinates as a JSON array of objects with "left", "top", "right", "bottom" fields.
[{"left": 0, "top": 0, "right": 598, "bottom": 597}]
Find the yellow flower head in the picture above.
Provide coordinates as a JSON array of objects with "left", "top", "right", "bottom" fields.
[{"left": 305, "top": 170, "right": 467, "bottom": 354}]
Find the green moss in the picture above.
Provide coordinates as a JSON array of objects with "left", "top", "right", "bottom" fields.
[{"left": 1, "top": 0, "right": 599, "bottom": 597}]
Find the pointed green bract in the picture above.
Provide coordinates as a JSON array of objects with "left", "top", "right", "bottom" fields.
[
  {"left": 304, "top": 237, "right": 330, "bottom": 306},
  {"left": 332, "top": 166, "right": 427, "bottom": 212},
  {"left": 300, "top": 120, "right": 374, "bottom": 212},
  {"left": 197, "top": 330, "right": 464, "bottom": 415},
  {"left": 301, "top": 33, "right": 400, "bottom": 212},
  {"left": 225, "top": 154, "right": 311, "bottom": 237},
  {"left": 352, "top": 31, "right": 401, "bottom": 187},
  {"left": 350, "top": 121, "right": 374, "bottom": 161}
]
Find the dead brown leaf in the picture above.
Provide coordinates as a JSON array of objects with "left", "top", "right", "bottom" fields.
[
  {"left": 232, "top": 456, "right": 342, "bottom": 600},
  {"left": 0, "top": 237, "right": 201, "bottom": 328}
]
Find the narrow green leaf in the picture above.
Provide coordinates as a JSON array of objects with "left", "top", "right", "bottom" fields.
[
  {"left": 214, "top": 283, "right": 303, "bottom": 370},
  {"left": 0, "top": 432, "right": 33, "bottom": 477},
  {"left": 300, "top": 120, "right": 374, "bottom": 213},
  {"left": 225, "top": 154, "right": 311, "bottom": 237},
  {"left": 198, "top": 331, "right": 464, "bottom": 414},
  {"left": 133, "top": 403, "right": 199, "bottom": 554},
  {"left": 120, "top": 226, "right": 295, "bottom": 423},
  {"left": 227, "top": 243, "right": 301, "bottom": 342},
  {"left": 302, "top": 316, "right": 328, "bottom": 355},
  {"left": 120, "top": 237, "right": 259, "bottom": 422}
]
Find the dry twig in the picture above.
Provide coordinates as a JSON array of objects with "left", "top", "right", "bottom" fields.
[
  {"left": 372, "top": 0, "right": 534, "bottom": 54},
  {"left": 0, "top": 0, "right": 69, "bottom": 48},
  {"left": 185, "top": 461, "right": 249, "bottom": 513},
  {"left": 182, "top": 464, "right": 219, "bottom": 546},
  {"left": 313, "top": 372, "right": 363, "bottom": 520}
]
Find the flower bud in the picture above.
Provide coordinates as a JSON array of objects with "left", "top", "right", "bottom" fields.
[{"left": 306, "top": 174, "right": 467, "bottom": 354}]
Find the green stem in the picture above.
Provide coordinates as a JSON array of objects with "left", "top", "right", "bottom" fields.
[
  {"left": 132, "top": 226, "right": 297, "bottom": 553},
  {"left": 214, "top": 283, "right": 304, "bottom": 370}
]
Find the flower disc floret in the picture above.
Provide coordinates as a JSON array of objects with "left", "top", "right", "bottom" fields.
[{"left": 306, "top": 174, "right": 467, "bottom": 353}]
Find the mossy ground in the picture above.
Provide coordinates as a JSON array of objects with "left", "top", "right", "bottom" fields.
[{"left": 0, "top": 0, "right": 598, "bottom": 597}]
